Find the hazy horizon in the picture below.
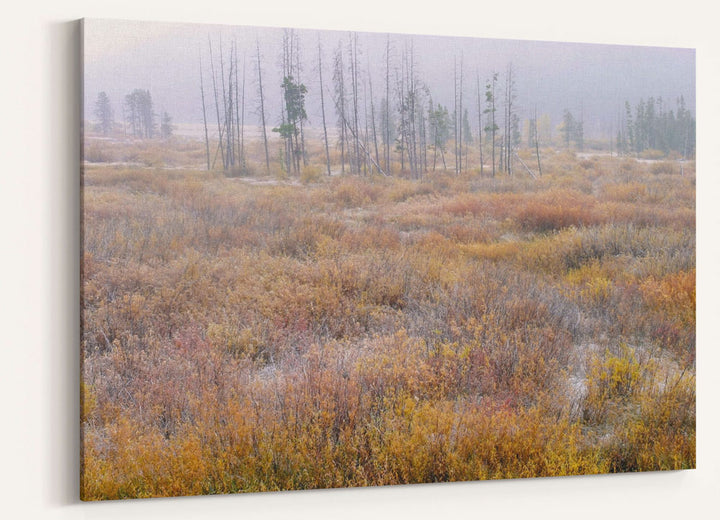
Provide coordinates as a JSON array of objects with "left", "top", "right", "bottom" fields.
[{"left": 82, "top": 18, "right": 695, "bottom": 140}]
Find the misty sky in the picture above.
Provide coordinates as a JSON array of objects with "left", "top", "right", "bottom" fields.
[{"left": 82, "top": 18, "right": 695, "bottom": 139}]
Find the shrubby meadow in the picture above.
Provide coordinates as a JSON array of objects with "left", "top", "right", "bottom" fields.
[{"left": 80, "top": 135, "right": 695, "bottom": 499}]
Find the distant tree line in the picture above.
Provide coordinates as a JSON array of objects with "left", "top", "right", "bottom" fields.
[
  {"left": 192, "top": 32, "right": 695, "bottom": 177},
  {"left": 559, "top": 109, "right": 584, "bottom": 151},
  {"left": 199, "top": 36, "right": 253, "bottom": 173},
  {"left": 124, "top": 89, "right": 156, "bottom": 139},
  {"left": 94, "top": 91, "right": 113, "bottom": 136},
  {"left": 92, "top": 90, "right": 173, "bottom": 140},
  {"left": 198, "top": 32, "right": 543, "bottom": 178},
  {"left": 617, "top": 96, "right": 695, "bottom": 158}
]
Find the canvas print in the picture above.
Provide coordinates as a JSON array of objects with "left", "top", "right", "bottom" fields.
[{"left": 80, "top": 18, "right": 696, "bottom": 500}]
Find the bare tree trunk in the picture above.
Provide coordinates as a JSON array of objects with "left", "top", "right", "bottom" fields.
[
  {"left": 349, "top": 33, "right": 360, "bottom": 174},
  {"left": 281, "top": 31, "right": 292, "bottom": 174},
  {"left": 534, "top": 106, "right": 542, "bottom": 176},
  {"left": 431, "top": 99, "right": 438, "bottom": 172},
  {"left": 209, "top": 37, "right": 225, "bottom": 170},
  {"left": 397, "top": 59, "right": 405, "bottom": 173},
  {"left": 505, "top": 68, "right": 509, "bottom": 174},
  {"left": 409, "top": 41, "right": 419, "bottom": 179},
  {"left": 385, "top": 34, "right": 391, "bottom": 174},
  {"left": 368, "top": 67, "right": 380, "bottom": 175},
  {"left": 199, "top": 49, "right": 210, "bottom": 171},
  {"left": 515, "top": 150, "right": 538, "bottom": 179},
  {"left": 234, "top": 40, "right": 241, "bottom": 171},
  {"left": 256, "top": 38, "right": 270, "bottom": 174},
  {"left": 499, "top": 136, "right": 504, "bottom": 172},
  {"left": 330, "top": 88, "right": 386, "bottom": 175},
  {"left": 318, "top": 38, "right": 331, "bottom": 176},
  {"left": 504, "top": 63, "right": 514, "bottom": 175},
  {"left": 432, "top": 139, "right": 437, "bottom": 171},
  {"left": 454, "top": 58, "right": 458, "bottom": 175},
  {"left": 222, "top": 38, "right": 234, "bottom": 170},
  {"left": 491, "top": 74, "right": 496, "bottom": 177},
  {"left": 420, "top": 103, "right": 427, "bottom": 178},
  {"left": 294, "top": 33, "right": 307, "bottom": 167},
  {"left": 240, "top": 55, "right": 246, "bottom": 168},
  {"left": 363, "top": 81, "right": 369, "bottom": 175},
  {"left": 458, "top": 53, "right": 463, "bottom": 176},
  {"left": 333, "top": 43, "right": 346, "bottom": 175},
  {"left": 406, "top": 43, "right": 416, "bottom": 178},
  {"left": 476, "top": 72, "right": 483, "bottom": 176},
  {"left": 506, "top": 66, "right": 510, "bottom": 174}
]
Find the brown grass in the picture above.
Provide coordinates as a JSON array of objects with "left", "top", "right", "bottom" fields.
[{"left": 81, "top": 141, "right": 695, "bottom": 499}]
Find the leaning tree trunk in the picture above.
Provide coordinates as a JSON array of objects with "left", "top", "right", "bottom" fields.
[{"left": 256, "top": 39, "right": 270, "bottom": 174}]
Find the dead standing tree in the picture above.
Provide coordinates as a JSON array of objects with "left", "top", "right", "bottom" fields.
[
  {"left": 234, "top": 41, "right": 247, "bottom": 172},
  {"left": 294, "top": 32, "right": 308, "bottom": 167},
  {"left": 476, "top": 72, "right": 484, "bottom": 176},
  {"left": 367, "top": 63, "right": 381, "bottom": 175},
  {"left": 203, "top": 36, "right": 249, "bottom": 174},
  {"left": 333, "top": 42, "right": 347, "bottom": 175},
  {"left": 221, "top": 37, "right": 234, "bottom": 170},
  {"left": 453, "top": 56, "right": 465, "bottom": 176},
  {"left": 484, "top": 72, "right": 499, "bottom": 177},
  {"left": 317, "top": 37, "right": 332, "bottom": 176},
  {"left": 385, "top": 34, "right": 392, "bottom": 174},
  {"left": 396, "top": 55, "right": 406, "bottom": 174},
  {"left": 458, "top": 55, "right": 464, "bottom": 175},
  {"left": 348, "top": 33, "right": 361, "bottom": 174},
  {"left": 198, "top": 49, "right": 211, "bottom": 171},
  {"left": 399, "top": 40, "right": 426, "bottom": 179},
  {"left": 208, "top": 37, "right": 226, "bottom": 170},
  {"left": 503, "top": 63, "right": 516, "bottom": 175},
  {"left": 256, "top": 37, "right": 271, "bottom": 174},
  {"left": 328, "top": 82, "right": 386, "bottom": 176},
  {"left": 534, "top": 106, "right": 542, "bottom": 176},
  {"left": 407, "top": 41, "right": 420, "bottom": 179}
]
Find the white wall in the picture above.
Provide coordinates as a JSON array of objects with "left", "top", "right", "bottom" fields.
[{"left": 1, "top": 1, "right": 717, "bottom": 519}]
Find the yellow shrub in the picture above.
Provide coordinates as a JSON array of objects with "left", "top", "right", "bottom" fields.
[
  {"left": 300, "top": 164, "right": 323, "bottom": 184},
  {"left": 81, "top": 152, "right": 696, "bottom": 499},
  {"left": 460, "top": 241, "right": 521, "bottom": 262},
  {"left": 583, "top": 344, "right": 643, "bottom": 424}
]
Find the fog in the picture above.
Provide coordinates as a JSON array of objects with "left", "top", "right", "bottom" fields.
[{"left": 83, "top": 18, "right": 695, "bottom": 139}]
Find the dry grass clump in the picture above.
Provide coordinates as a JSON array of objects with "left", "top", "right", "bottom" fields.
[
  {"left": 81, "top": 149, "right": 695, "bottom": 499},
  {"left": 582, "top": 344, "right": 695, "bottom": 471}
]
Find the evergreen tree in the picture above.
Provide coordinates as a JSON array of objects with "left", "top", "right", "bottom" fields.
[
  {"left": 624, "top": 101, "right": 635, "bottom": 155},
  {"left": 462, "top": 108, "right": 473, "bottom": 145},
  {"left": 561, "top": 109, "right": 575, "bottom": 148},
  {"left": 429, "top": 101, "right": 451, "bottom": 171},
  {"left": 94, "top": 91, "right": 114, "bottom": 136},
  {"left": 160, "top": 111, "right": 173, "bottom": 139},
  {"left": 484, "top": 73, "right": 499, "bottom": 177},
  {"left": 621, "top": 96, "right": 694, "bottom": 157},
  {"left": 273, "top": 75, "right": 308, "bottom": 175},
  {"left": 124, "top": 89, "right": 155, "bottom": 139},
  {"left": 573, "top": 117, "right": 584, "bottom": 151},
  {"left": 379, "top": 97, "right": 396, "bottom": 154}
]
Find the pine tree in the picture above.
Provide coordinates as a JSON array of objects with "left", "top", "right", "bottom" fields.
[
  {"left": 94, "top": 91, "right": 114, "bottom": 136},
  {"left": 484, "top": 73, "right": 498, "bottom": 177},
  {"left": 160, "top": 111, "right": 173, "bottom": 139},
  {"left": 124, "top": 89, "right": 155, "bottom": 139}
]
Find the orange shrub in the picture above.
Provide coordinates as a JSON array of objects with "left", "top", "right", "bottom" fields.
[{"left": 81, "top": 155, "right": 696, "bottom": 499}]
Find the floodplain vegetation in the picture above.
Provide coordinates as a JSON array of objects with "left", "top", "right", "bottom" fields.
[{"left": 81, "top": 136, "right": 695, "bottom": 500}]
